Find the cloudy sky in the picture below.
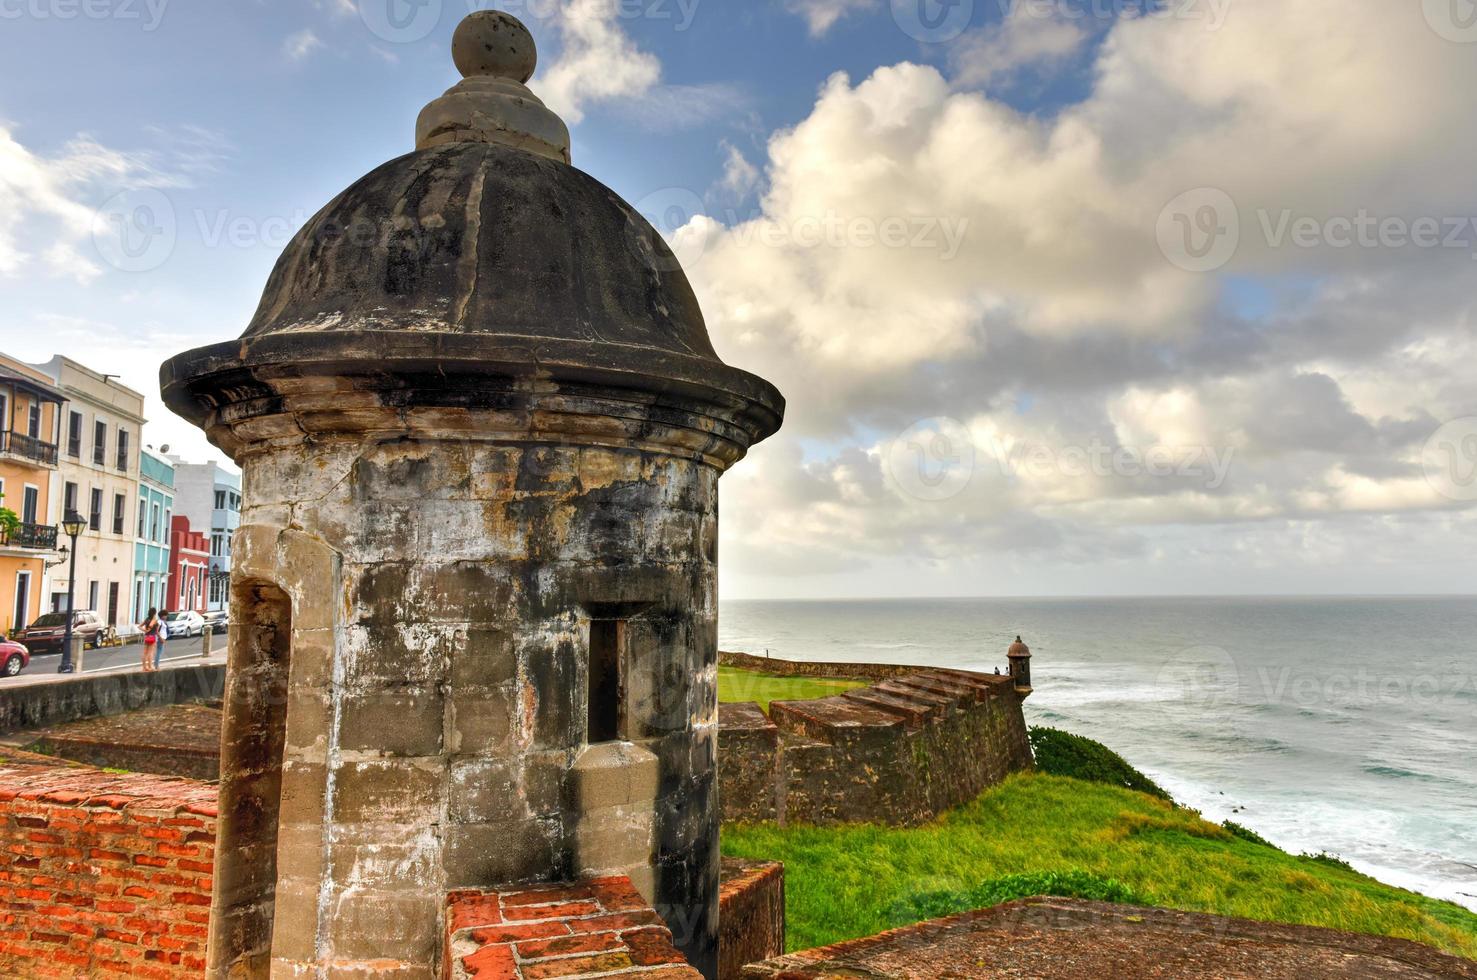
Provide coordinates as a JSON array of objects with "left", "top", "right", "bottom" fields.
[{"left": 1, "top": 0, "right": 1475, "bottom": 598}]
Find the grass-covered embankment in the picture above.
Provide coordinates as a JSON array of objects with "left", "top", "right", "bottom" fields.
[
  {"left": 723, "top": 733, "right": 1477, "bottom": 959},
  {"left": 717, "top": 665, "right": 865, "bottom": 712}
]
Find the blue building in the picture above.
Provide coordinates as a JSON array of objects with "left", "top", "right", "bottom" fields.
[
  {"left": 132, "top": 448, "right": 174, "bottom": 623},
  {"left": 170, "top": 459, "right": 240, "bottom": 613}
]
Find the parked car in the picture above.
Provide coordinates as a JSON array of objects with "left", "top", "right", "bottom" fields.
[
  {"left": 162, "top": 610, "right": 206, "bottom": 638},
  {"left": 14, "top": 610, "right": 105, "bottom": 653},
  {"left": 202, "top": 609, "right": 230, "bottom": 632},
  {"left": 0, "top": 640, "right": 29, "bottom": 677}
]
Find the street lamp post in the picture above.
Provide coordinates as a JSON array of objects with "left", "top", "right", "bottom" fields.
[{"left": 57, "top": 510, "right": 86, "bottom": 675}]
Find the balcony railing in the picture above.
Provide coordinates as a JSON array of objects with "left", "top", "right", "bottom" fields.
[
  {"left": 0, "top": 430, "right": 59, "bottom": 466},
  {"left": 0, "top": 522, "right": 59, "bottom": 550}
]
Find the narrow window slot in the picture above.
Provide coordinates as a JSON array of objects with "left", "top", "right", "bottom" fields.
[{"left": 588, "top": 619, "right": 624, "bottom": 743}]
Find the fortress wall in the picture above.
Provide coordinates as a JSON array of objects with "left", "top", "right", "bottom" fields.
[
  {"left": 0, "top": 662, "right": 225, "bottom": 736},
  {"left": 0, "top": 763, "right": 217, "bottom": 978},
  {"left": 719, "top": 651, "right": 939, "bottom": 682},
  {"left": 719, "top": 668, "right": 1032, "bottom": 827}
]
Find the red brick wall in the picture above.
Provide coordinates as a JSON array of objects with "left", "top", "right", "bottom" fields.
[
  {"left": 717, "top": 859, "right": 784, "bottom": 980},
  {"left": 0, "top": 763, "right": 217, "bottom": 978}
]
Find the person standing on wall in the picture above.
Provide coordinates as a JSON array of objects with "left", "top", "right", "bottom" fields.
[{"left": 138, "top": 608, "right": 161, "bottom": 673}]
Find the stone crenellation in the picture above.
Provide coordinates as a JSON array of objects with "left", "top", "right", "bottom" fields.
[{"left": 719, "top": 663, "right": 1033, "bottom": 827}]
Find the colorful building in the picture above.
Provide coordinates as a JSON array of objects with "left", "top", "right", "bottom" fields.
[
  {"left": 32, "top": 356, "right": 146, "bottom": 628},
  {"left": 133, "top": 448, "right": 175, "bottom": 623},
  {"left": 167, "top": 516, "right": 209, "bottom": 614},
  {"left": 168, "top": 459, "right": 240, "bottom": 613},
  {"left": 0, "top": 354, "right": 66, "bottom": 634}
]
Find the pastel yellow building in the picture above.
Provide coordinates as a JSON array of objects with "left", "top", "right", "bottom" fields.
[{"left": 0, "top": 354, "right": 65, "bottom": 634}]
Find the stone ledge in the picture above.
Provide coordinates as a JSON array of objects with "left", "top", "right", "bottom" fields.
[
  {"left": 444, "top": 876, "right": 703, "bottom": 980},
  {"left": 740, "top": 897, "right": 1477, "bottom": 979}
]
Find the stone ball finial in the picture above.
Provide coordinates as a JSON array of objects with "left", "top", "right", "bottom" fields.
[
  {"left": 416, "top": 10, "right": 570, "bottom": 162},
  {"left": 452, "top": 10, "right": 537, "bottom": 84}
]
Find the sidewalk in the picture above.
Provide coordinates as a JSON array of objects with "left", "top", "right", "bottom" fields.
[{"left": 0, "top": 634, "right": 228, "bottom": 689}]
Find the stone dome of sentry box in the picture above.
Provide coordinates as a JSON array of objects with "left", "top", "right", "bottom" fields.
[
  {"left": 163, "top": 11, "right": 780, "bottom": 455},
  {"left": 159, "top": 11, "right": 782, "bottom": 980}
]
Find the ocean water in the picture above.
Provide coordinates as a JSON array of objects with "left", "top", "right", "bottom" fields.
[{"left": 719, "top": 596, "right": 1477, "bottom": 911}]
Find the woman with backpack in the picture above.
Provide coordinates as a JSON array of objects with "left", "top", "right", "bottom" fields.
[{"left": 138, "top": 608, "right": 162, "bottom": 673}]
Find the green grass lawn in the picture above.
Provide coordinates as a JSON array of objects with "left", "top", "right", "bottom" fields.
[
  {"left": 717, "top": 665, "right": 865, "bottom": 712},
  {"left": 722, "top": 773, "right": 1477, "bottom": 959}
]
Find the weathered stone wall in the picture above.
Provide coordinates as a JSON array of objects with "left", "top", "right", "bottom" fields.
[
  {"left": 717, "top": 860, "right": 784, "bottom": 980},
  {"left": 0, "top": 662, "right": 224, "bottom": 735},
  {"left": 444, "top": 875, "right": 702, "bottom": 979},
  {"left": 720, "top": 668, "right": 1032, "bottom": 826},
  {"left": 212, "top": 393, "right": 730, "bottom": 977},
  {"left": 0, "top": 763, "right": 216, "bottom": 978}
]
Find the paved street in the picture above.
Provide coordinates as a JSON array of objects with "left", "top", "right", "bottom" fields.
[{"left": 0, "top": 631, "right": 228, "bottom": 685}]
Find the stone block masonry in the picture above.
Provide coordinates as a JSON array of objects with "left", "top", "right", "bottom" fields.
[
  {"left": 719, "top": 667, "right": 1032, "bottom": 826},
  {"left": 444, "top": 876, "right": 703, "bottom": 979},
  {"left": 0, "top": 763, "right": 217, "bottom": 978}
]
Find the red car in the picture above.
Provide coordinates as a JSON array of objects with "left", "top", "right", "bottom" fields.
[{"left": 0, "top": 640, "right": 29, "bottom": 677}]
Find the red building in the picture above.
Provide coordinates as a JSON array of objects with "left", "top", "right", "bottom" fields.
[{"left": 167, "top": 515, "right": 210, "bottom": 614}]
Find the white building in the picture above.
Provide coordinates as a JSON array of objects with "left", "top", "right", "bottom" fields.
[
  {"left": 32, "top": 356, "right": 145, "bottom": 628},
  {"left": 168, "top": 458, "right": 240, "bottom": 613}
]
